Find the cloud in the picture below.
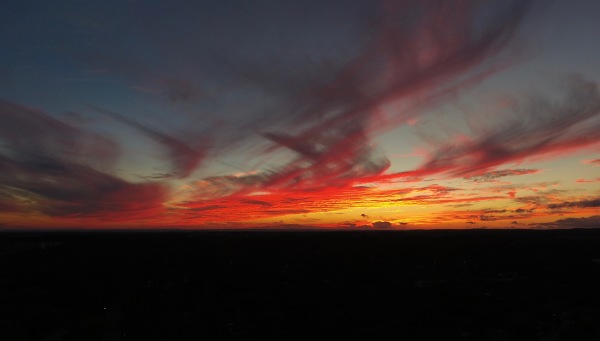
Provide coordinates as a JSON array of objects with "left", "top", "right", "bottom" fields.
[
  {"left": 176, "top": 180, "right": 503, "bottom": 224},
  {"left": 583, "top": 159, "right": 600, "bottom": 166},
  {"left": 514, "top": 208, "right": 535, "bottom": 213},
  {"left": 547, "top": 198, "right": 600, "bottom": 210},
  {"left": 411, "top": 76, "right": 600, "bottom": 178},
  {"left": 463, "top": 168, "right": 539, "bottom": 183},
  {"left": 538, "top": 215, "right": 600, "bottom": 229},
  {"left": 35, "top": 0, "right": 533, "bottom": 226},
  {"left": 372, "top": 221, "right": 392, "bottom": 229},
  {"left": 174, "top": 181, "right": 511, "bottom": 225},
  {"left": 187, "top": 205, "right": 224, "bottom": 212},
  {"left": 264, "top": 209, "right": 311, "bottom": 216},
  {"left": 180, "top": 0, "right": 532, "bottom": 197},
  {"left": 514, "top": 196, "right": 550, "bottom": 205},
  {"left": 0, "top": 100, "right": 168, "bottom": 220},
  {"left": 1, "top": 0, "right": 536, "bottom": 226},
  {"left": 0, "top": 100, "right": 118, "bottom": 169},
  {"left": 92, "top": 107, "right": 206, "bottom": 179},
  {"left": 175, "top": 186, "right": 374, "bottom": 222},
  {"left": 576, "top": 178, "right": 600, "bottom": 183},
  {"left": 0, "top": 146, "right": 168, "bottom": 220},
  {"left": 483, "top": 209, "right": 507, "bottom": 213},
  {"left": 182, "top": 172, "right": 272, "bottom": 200},
  {"left": 479, "top": 215, "right": 496, "bottom": 221},
  {"left": 239, "top": 199, "right": 273, "bottom": 207},
  {"left": 445, "top": 203, "right": 473, "bottom": 208},
  {"left": 260, "top": 125, "right": 391, "bottom": 189},
  {"left": 0, "top": 188, "right": 24, "bottom": 213},
  {"left": 435, "top": 205, "right": 539, "bottom": 225}
]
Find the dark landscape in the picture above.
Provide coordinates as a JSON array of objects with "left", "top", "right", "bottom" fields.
[{"left": 1, "top": 229, "right": 600, "bottom": 340}]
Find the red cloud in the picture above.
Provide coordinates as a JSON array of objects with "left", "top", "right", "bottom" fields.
[
  {"left": 576, "top": 178, "right": 600, "bottom": 183},
  {"left": 201, "top": 0, "right": 532, "bottom": 196},
  {"left": 174, "top": 182, "right": 509, "bottom": 224},
  {"left": 402, "top": 77, "right": 600, "bottom": 179}
]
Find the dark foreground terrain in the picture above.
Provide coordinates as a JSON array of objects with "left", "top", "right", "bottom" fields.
[{"left": 1, "top": 229, "right": 600, "bottom": 340}]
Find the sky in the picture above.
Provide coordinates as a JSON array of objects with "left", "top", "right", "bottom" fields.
[{"left": 1, "top": 0, "right": 600, "bottom": 230}]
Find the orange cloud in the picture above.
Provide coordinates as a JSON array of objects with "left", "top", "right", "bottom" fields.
[{"left": 576, "top": 178, "right": 600, "bottom": 183}]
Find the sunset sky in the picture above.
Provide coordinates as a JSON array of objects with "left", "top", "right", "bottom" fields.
[{"left": 1, "top": 0, "right": 600, "bottom": 229}]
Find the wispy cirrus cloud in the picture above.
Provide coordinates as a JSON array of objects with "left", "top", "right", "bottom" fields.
[
  {"left": 0, "top": 100, "right": 168, "bottom": 220},
  {"left": 0, "top": 0, "right": 543, "bottom": 227},
  {"left": 92, "top": 107, "right": 207, "bottom": 179},
  {"left": 178, "top": 0, "right": 532, "bottom": 205},
  {"left": 0, "top": 100, "right": 118, "bottom": 169},
  {"left": 463, "top": 168, "right": 540, "bottom": 183},
  {"left": 406, "top": 76, "right": 600, "bottom": 178}
]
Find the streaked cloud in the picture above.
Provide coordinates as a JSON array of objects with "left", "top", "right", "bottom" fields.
[
  {"left": 407, "top": 77, "right": 600, "bottom": 178},
  {"left": 463, "top": 169, "right": 540, "bottom": 183},
  {"left": 548, "top": 198, "right": 600, "bottom": 210},
  {"left": 537, "top": 215, "right": 600, "bottom": 229}
]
